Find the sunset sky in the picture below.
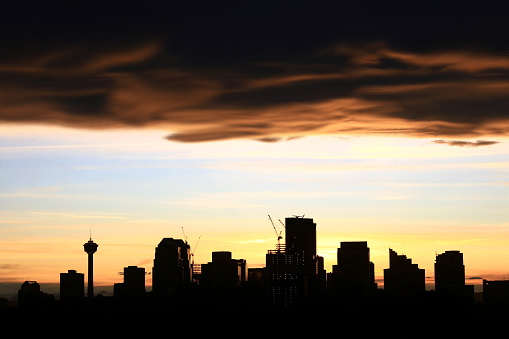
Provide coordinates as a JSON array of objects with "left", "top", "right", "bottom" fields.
[{"left": 1, "top": 2, "right": 509, "bottom": 294}]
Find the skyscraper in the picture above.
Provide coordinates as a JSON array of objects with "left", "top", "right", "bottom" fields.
[
  {"left": 114, "top": 266, "right": 146, "bottom": 298},
  {"left": 83, "top": 237, "right": 98, "bottom": 298},
  {"left": 327, "top": 241, "right": 377, "bottom": 302},
  {"left": 266, "top": 216, "right": 325, "bottom": 310},
  {"left": 152, "top": 238, "right": 191, "bottom": 297},
  {"left": 285, "top": 216, "right": 316, "bottom": 255},
  {"left": 434, "top": 250, "right": 465, "bottom": 295},
  {"left": 60, "top": 269, "right": 85, "bottom": 302},
  {"left": 200, "top": 251, "right": 247, "bottom": 294},
  {"left": 383, "top": 249, "right": 425, "bottom": 300}
]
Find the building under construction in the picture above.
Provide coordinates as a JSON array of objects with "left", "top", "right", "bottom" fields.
[{"left": 266, "top": 216, "right": 326, "bottom": 310}]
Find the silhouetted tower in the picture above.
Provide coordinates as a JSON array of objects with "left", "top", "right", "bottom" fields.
[
  {"left": 434, "top": 250, "right": 465, "bottom": 295},
  {"left": 114, "top": 266, "right": 146, "bottom": 298},
  {"left": 18, "top": 281, "right": 42, "bottom": 308},
  {"left": 285, "top": 216, "right": 316, "bottom": 255},
  {"left": 60, "top": 269, "right": 85, "bottom": 302},
  {"left": 152, "top": 238, "right": 191, "bottom": 297},
  {"left": 200, "top": 251, "right": 247, "bottom": 294},
  {"left": 383, "top": 249, "right": 425, "bottom": 300},
  {"left": 483, "top": 279, "right": 509, "bottom": 305},
  {"left": 327, "top": 241, "right": 376, "bottom": 302},
  {"left": 83, "top": 237, "right": 98, "bottom": 298},
  {"left": 266, "top": 216, "right": 326, "bottom": 310},
  {"left": 18, "top": 281, "right": 54, "bottom": 308}
]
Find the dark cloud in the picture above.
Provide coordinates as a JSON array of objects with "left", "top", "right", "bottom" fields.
[
  {"left": 432, "top": 140, "right": 500, "bottom": 147},
  {"left": 1, "top": 2, "right": 508, "bottom": 142}
]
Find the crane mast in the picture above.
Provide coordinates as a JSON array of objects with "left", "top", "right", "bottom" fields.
[{"left": 268, "top": 215, "right": 283, "bottom": 249}]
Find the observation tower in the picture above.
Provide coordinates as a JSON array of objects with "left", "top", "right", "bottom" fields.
[{"left": 83, "top": 236, "right": 98, "bottom": 298}]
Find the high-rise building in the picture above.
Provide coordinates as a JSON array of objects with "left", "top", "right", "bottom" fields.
[
  {"left": 60, "top": 269, "right": 85, "bottom": 302},
  {"left": 114, "top": 266, "right": 146, "bottom": 298},
  {"left": 200, "top": 251, "right": 247, "bottom": 294},
  {"left": 434, "top": 250, "right": 467, "bottom": 294},
  {"left": 17, "top": 281, "right": 54, "bottom": 308},
  {"left": 83, "top": 237, "right": 98, "bottom": 298},
  {"left": 383, "top": 249, "right": 425, "bottom": 299},
  {"left": 266, "top": 216, "right": 325, "bottom": 310},
  {"left": 327, "top": 241, "right": 377, "bottom": 302},
  {"left": 483, "top": 279, "right": 509, "bottom": 305},
  {"left": 18, "top": 281, "right": 42, "bottom": 308},
  {"left": 285, "top": 216, "right": 316, "bottom": 255},
  {"left": 152, "top": 238, "right": 191, "bottom": 297}
]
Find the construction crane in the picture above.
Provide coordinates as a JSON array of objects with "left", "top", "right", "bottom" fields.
[
  {"left": 268, "top": 215, "right": 282, "bottom": 247},
  {"left": 181, "top": 227, "right": 188, "bottom": 244},
  {"left": 182, "top": 227, "right": 201, "bottom": 264},
  {"left": 191, "top": 235, "right": 201, "bottom": 266}
]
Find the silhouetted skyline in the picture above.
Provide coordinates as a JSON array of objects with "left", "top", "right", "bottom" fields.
[
  {"left": 5, "top": 215, "right": 509, "bottom": 334},
  {"left": 1, "top": 216, "right": 504, "bottom": 304},
  {"left": 2, "top": 4, "right": 509, "bottom": 331}
]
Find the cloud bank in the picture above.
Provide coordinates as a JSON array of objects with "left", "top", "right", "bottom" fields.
[
  {"left": 0, "top": 3, "right": 508, "bottom": 143},
  {"left": 432, "top": 140, "right": 500, "bottom": 147}
]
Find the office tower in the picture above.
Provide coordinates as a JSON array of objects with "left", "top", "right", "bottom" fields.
[
  {"left": 17, "top": 281, "right": 54, "bottom": 308},
  {"left": 83, "top": 237, "right": 98, "bottom": 298},
  {"left": 266, "top": 216, "right": 326, "bottom": 310},
  {"left": 434, "top": 250, "right": 465, "bottom": 295},
  {"left": 483, "top": 279, "right": 509, "bottom": 305},
  {"left": 114, "top": 266, "right": 146, "bottom": 298},
  {"left": 327, "top": 241, "right": 377, "bottom": 302},
  {"left": 383, "top": 249, "right": 425, "bottom": 300},
  {"left": 247, "top": 267, "right": 266, "bottom": 290},
  {"left": 152, "top": 238, "right": 191, "bottom": 297},
  {"left": 200, "top": 251, "right": 247, "bottom": 294},
  {"left": 60, "top": 269, "right": 85, "bottom": 302},
  {"left": 285, "top": 216, "right": 316, "bottom": 255},
  {"left": 18, "top": 281, "right": 42, "bottom": 308}
]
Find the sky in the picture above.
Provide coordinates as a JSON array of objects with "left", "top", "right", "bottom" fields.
[{"left": 1, "top": 2, "right": 509, "bottom": 294}]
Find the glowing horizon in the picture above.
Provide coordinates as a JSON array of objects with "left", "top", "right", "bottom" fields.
[{"left": 1, "top": 124, "right": 508, "bottom": 293}]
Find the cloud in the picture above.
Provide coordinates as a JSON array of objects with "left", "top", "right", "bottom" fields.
[
  {"left": 432, "top": 140, "right": 500, "bottom": 147},
  {"left": 0, "top": 4, "right": 508, "bottom": 142}
]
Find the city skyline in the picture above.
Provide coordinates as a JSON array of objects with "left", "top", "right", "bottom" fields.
[
  {"left": 2, "top": 2, "right": 509, "bottom": 297},
  {"left": 0, "top": 212, "right": 502, "bottom": 296}
]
